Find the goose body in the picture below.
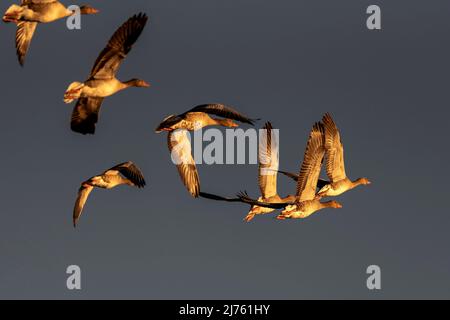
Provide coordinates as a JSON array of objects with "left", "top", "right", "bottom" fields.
[
  {"left": 67, "top": 78, "right": 133, "bottom": 100},
  {"left": 3, "top": 1, "right": 98, "bottom": 65},
  {"left": 64, "top": 13, "right": 150, "bottom": 135},
  {"left": 318, "top": 178, "right": 357, "bottom": 197},
  {"left": 73, "top": 161, "right": 146, "bottom": 227},
  {"left": 317, "top": 113, "right": 371, "bottom": 198},
  {"left": 18, "top": 1, "right": 72, "bottom": 23},
  {"left": 278, "top": 198, "right": 342, "bottom": 220},
  {"left": 4, "top": 1, "right": 82, "bottom": 23}
]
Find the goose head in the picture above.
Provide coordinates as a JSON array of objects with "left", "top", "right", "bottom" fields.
[
  {"left": 79, "top": 5, "right": 100, "bottom": 15},
  {"left": 327, "top": 200, "right": 343, "bottom": 209},
  {"left": 216, "top": 118, "right": 239, "bottom": 128},
  {"left": 355, "top": 177, "right": 371, "bottom": 186},
  {"left": 64, "top": 82, "right": 85, "bottom": 103},
  {"left": 125, "top": 79, "right": 151, "bottom": 88}
]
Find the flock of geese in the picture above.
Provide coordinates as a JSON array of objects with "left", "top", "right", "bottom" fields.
[
  {"left": 200, "top": 114, "right": 371, "bottom": 221},
  {"left": 3, "top": 1, "right": 370, "bottom": 227}
]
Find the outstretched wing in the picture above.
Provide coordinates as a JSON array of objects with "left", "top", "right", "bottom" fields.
[
  {"left": 168, "top": 130, "right": 200, "bottom": 197},
  {"left": 73, "top": 184, "right": 94, "bottom": 227},
  {"left": 70, "top": 97, "right": 104, "bottom": 135},
  {"left": 295, "top": 123, "right": 326, "bottom": 201},
  {"left": 105, "top": 161, "right": 146, "bottom": 188},
  {"left": 277, "top": 170, "right": 299, "bottom": 182},
  {"left": 258, "top": 122, "right": 279, "bottom": 198},
  {"left": 199, "top": 192, "right": 242, "bottom": 203},
  {"left": 186, "top": 104, "right": 256, "bottom": 125},
  {"left": 317, "top": 179, "right": 329, "bottom": 190},
  {"left": 89, "top": 13, "right": 148, "bottom": 80},
  {"left": 155, "top": 115, "right": 182, "bottom": 132},
  {"left": 322, "top": 113, "right": 347, "bottom": 182},
  {"left": 15, "top": 21, "right": 37, "bottom": 66},
  {"left": 236, "top": 192, "right": 294, "bottom": 209}
]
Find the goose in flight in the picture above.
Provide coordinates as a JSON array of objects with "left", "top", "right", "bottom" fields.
[
  {"left": 158, "top": 104, "right": 256, "bottom": 198},
  {"left": 73, "top": 161, "right": 146, "bottom": 227},
  {"left": 64, "top": 13, "right": 150, "bottom": 135},
  {"left": 155, "top": 104, "right": 256, "bottom": 132},
  {"left": 242, "top": 122, "right": 297, "bottom": 221},
  {"left": 237, "top": 122, "right": 343, "bottom": 220},
  {"left": 3, "top": 0, "right": 99, "bottom": 66},
  {"left": 316, "top": 113, "right": 371, "bottom": 197}
]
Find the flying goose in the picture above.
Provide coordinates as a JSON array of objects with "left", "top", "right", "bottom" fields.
[
  {"left": 64, "top": 13, "right": 150, "bottom": 135},
  {"left": 155, "top": 104, "right": 256, "bottom": 132},
  {"left": 158, "top": 104, "right": 257, "bottom": 198},
  {"left": 237, "top": 122, "right": 343, "bottom": 220},
  {"left": 3, "top": 0, "right": 99, "bottom": 66},
  {"left": 316, "top": 113, "right": 371, "bottom": 198},
  {"left": 73, "top": 161, "right": 146, "bottom": 227},
  {"left": 241, "top": 122, "right": 294, "bottom": 221}
]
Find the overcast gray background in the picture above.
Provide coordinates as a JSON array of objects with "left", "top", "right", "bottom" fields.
[{"left": 0, "top": 0, "right": 449, "bottom": 299}]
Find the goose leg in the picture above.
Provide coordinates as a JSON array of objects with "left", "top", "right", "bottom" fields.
[
  {"left": 277, "top": 211, "right": 294, "bottom": 220},
  {"left": 243, "top": 212, "right": 256, "bottom": 222},
  {"left": 2, "top": 13, "right": 19, "bottom": 23}
]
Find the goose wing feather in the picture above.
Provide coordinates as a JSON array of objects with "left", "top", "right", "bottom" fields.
[
  {"left": 322, "top": 113, "right": 347, "bottom": 182},
  {"left": 73, "top": 184, "right": 94, "bottom": 227},
  {"left": 70, "top": 97, "right": 104, "bottom": 135},
  {"left": 277, "top": 170, "right": 299, "bottom": 182},
  {"left": 104, "top": 161, "right": 146, "bottom": 188},
  {"left": 186, "top": 104, "right": 256, "bottom": 125},
  {"left": 155, "top": 115, "right": 183, "bottom": 132},
  {"left": 258, "top": 122, "right": 279, "bottom": 198},
  {"left": 236, "top": 191, "right": 294, "bottom": 209},
  {"left": 15, "top": 21, "right": 37, "bottom": 66},
  {"left": 90, "top": 13, "right": 148, "bottom": 80},
  {"left": 199, "top": 192, "right": 241, "bottom": 203},
  {"left": 295, "top": 123, "right": 326, "bottom": 201},
  {"left": 168, "top": 130, "right": 200, "bottom": 197}
]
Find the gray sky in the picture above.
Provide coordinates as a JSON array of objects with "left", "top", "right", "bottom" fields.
[{"left": 0, "top": 0, "right": 449, "bottom": 299}]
